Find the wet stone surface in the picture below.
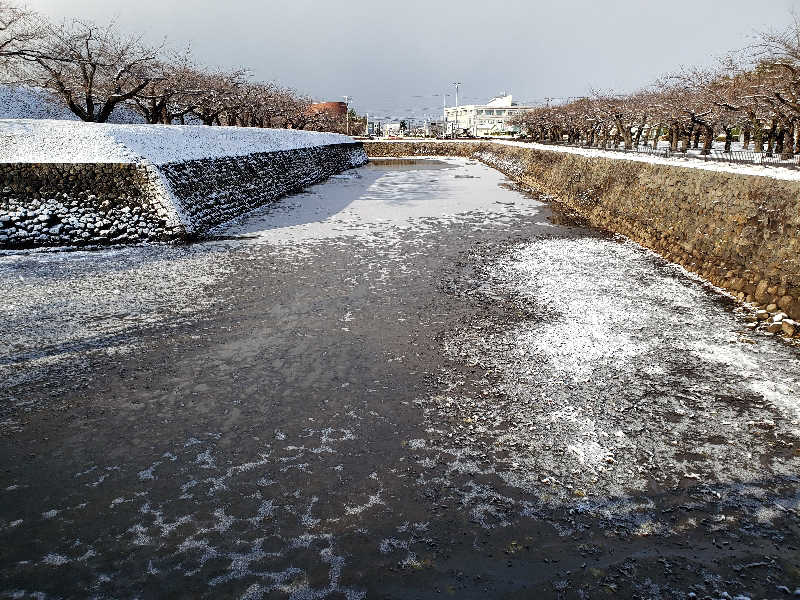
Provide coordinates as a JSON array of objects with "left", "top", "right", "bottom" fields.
[{"left": 1, "top": 158, "right": 800, "bottom": 599}]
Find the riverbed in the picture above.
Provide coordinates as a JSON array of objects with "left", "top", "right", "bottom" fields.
[{"left": 2, "top": 158, "right": 799, "bottom": 599}]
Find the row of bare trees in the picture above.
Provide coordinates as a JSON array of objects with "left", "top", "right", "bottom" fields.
[
  {"left": 0, "top": 2, "right": 354, "bottom": 131},
  {"left": 509, "top": 19, "right": 800, "bottom": 157}
]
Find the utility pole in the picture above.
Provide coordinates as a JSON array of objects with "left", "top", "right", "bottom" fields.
[
  {"left": 343, "top": 95, "right": 351, "bottom": 136},
  {"left": 452, "top": 82, "right": 461, "bottom": 137},
  {"left": 442, "top": 93, "right": 447, "bottom": 137}
]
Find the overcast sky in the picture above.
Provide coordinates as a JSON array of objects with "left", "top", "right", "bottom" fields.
[{"left": 26, "top": 0, "right": 800, "bottom": 122}]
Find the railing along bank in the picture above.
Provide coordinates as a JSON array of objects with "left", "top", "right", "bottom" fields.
[{"left": 503, "top": 138, "right": 800, "bottom": 170}]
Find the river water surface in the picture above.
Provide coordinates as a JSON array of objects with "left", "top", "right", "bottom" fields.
[{"left": 1, "top": 158, "right": 800, "bottom": 599}]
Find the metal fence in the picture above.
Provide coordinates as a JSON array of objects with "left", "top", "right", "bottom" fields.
[{"left": 525, "top": 140, "right": 800, "bottom": 170}]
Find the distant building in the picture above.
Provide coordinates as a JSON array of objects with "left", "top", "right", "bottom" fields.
[
  {"left": 425, "top": 120, "right": 445, "bottom": 137},
  {"left": 443, "top": 94, "right": 533, "bottom": 137},
  {"left": 383, "top": 122, "right": 403, "bottom": 136},
  {"left": 309, "top": 101, "right": 347, "bottom": 117}
]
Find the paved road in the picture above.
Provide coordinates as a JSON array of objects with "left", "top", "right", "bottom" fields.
[{"left": 2, "top": 158, "right": 800, "bottom": 599}]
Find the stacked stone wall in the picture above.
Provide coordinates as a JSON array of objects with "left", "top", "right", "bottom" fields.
[
  {"left": 365, "top": 141, "right": 800, "bottom": 323},
  {"left": 162, "top": 143, "right": 366, "bottom": 233},
  {"left": 0, "top": 162, "right": 181, "bottom": 249},
  {"left": 0, "top": 142, "right": 366, "bottom": 249}
]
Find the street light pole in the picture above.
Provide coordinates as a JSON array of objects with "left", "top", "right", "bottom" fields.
[
  {"left": 442, "top": 93, "right": 446, "bottom": 136},
  {"left": 343, "top": 95, "right": 351, "bottom": 136},
  {"left": 452, "top": 82, "right": 461, "bottom": 137}
]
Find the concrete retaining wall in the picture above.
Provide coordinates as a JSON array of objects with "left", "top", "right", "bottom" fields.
[
  {"left": 365, "top": 140, "right": 800, "bottom": 323},
  {"left": 0, "top": 142, "right": 366, "bottom": 249}
]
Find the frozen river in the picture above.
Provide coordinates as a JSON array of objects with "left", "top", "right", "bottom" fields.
[{"left": 2, "top": 158, "right": 800, "bottom": 599}]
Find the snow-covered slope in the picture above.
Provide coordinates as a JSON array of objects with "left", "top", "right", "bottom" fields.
[
  {"left": 0, "top": 119, "right": 356, "bottom": 164},
  {"left": 370, "top": 139, "right": 800, "bottom": 182},
  {"left": 0, "top": 84, "right": 144, "bottom": 124}
]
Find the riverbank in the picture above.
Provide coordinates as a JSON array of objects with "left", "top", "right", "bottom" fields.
[
  {"left": 0, "top": 120, "right": 366, "bottom": 249},
  {"left": 365, "top": 140, "right": 800, "bottom": 337}
]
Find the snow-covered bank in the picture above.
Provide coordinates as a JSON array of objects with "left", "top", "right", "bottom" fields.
[
  {"left": 365, "top": 140, "right": 800, "bottom": 327},
  {"left": 0, "top": 121, "right": 366, "bottom": 249},
  {"left": 0, "top": 119, "right": 354, "bottom": 164},
  {"left": 373, "top": 138, "right": 800, "bottom": 181},
  {"left": 0, "top": 84, "right": 143, "bottom": 123}
]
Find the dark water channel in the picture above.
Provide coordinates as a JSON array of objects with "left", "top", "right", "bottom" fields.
[{"left": 1, "top": 158, "right": 799, "bottom": 599}]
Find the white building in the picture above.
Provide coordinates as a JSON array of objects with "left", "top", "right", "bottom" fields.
[
  {"left": 443, "top": 94, "right": 533, "bottom": 137},
  {"left": 383, "top": 122, "right": 403, "bottom": 137}
]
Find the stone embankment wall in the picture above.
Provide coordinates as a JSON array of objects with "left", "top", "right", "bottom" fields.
[
  {"left": 0, "top": 143, "right": 366, "bottom": 249},
  {"left": 365, "top": 141, "right": 800, "bottom": 327},
  {"left": 161, "top": 144, "right": 365, "bottom": 233},
  {"left": 0, "top": 162, "right": 182, "bottom": 248}
]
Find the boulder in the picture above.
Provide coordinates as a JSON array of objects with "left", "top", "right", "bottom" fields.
[
  {"left": 754, "top": 279, "right": 770, "bottom": 301},
  {"left": 782, "top": 320, "right": 797, "bottom": 337}
]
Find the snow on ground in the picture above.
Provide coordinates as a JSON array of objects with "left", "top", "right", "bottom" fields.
[
  {"left": 428, "top": 234, "right": 800, "bottom": 515},
  {"left": 514, "top": 139, "right": 800, "bottom": 181},
  {"left": 0, "top": 119, "right": 354, "bottom": 164},
  {"left": 0, "top": 84, "right": 143, "bottom": 123},
  {"left": 378, "top": 138, "right": 800, "bottom": 182}
]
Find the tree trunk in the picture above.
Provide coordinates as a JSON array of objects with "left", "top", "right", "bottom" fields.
[
  {"left": 670, "top": 124, "right": 679, "bottom": 152},
  {"left": 679, "top": 125, "right": 689, "bottom": 153},
  {"left": 753, "top": 119, "right": 764, "bottom": 153},
  {"left": 781, "top": 121, "right": 794, "bottom": 159},
  {"left": 723, "top": 127, "right": 733, "bottom": 153},
  {"left": 615, "top": 120, "right": 633, "bottom": 149},
  {"left": 766, "top": 119, "right": 777, "bottom": 155},
  {"left": 742, "top": 124, "right": 751, "bottom": 149},
  {"left": 701, "top": 125, "right": 714, "bottom": 155},
  {"left": 795, "top": 124, "right": 800, "bottom": 154},
  {"left": 692, "top": 125, "right": 702, "bottom": 149},
  {"left": 650, "top": 124, "right": 661, "bottom": 149},
  {"left": 146, "top": 98, "right": 157, "bottom": 124},
  {"left": 640, "top": 125, "right": 651, "bottom": 147}
]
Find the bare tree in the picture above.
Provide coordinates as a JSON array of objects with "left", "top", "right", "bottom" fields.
[
  {"left": 128, "top": 50, "right": 204, "bottom": 124},
  {"left": 21, "top": 18, "right": 163, "bottom": 122},
  {"left": 0, "top": 1, "right": 43, "bottom": 80},
  {"left": 188, "top": 68, "right": 246, "bottom": 125}
]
